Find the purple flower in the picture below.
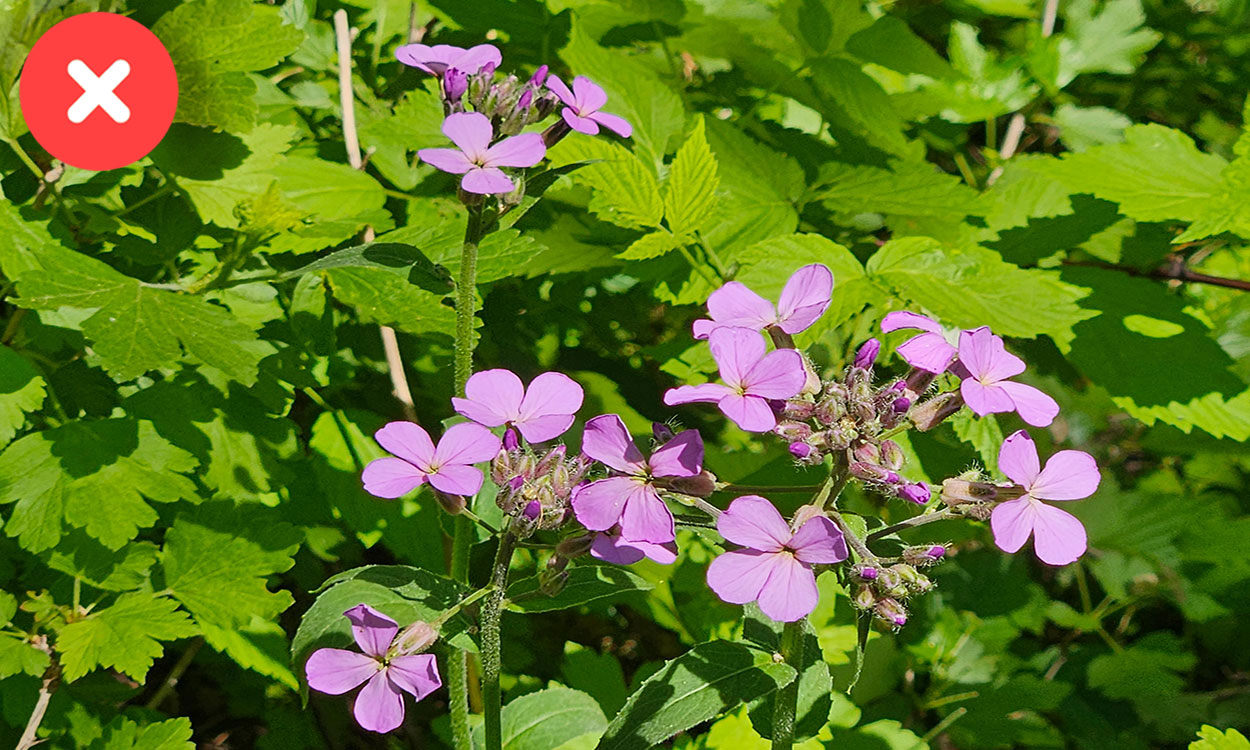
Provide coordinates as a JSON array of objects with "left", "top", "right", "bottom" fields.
[
  {"left": 590, "top": 526, "right": 678, "bottom": 565},
  {"left": 305, "top": 605, "right": 441, "bottom": 734},
  {"left": 362, "top": 422, "right": 501, "bottom": 498},
  {"left": 417, "top": 112, "right": 546, "bottom": 195},
  {"left": 957, "top": 327, "right": 1059, "bottom": 427},
  {"left": 545, "top": 75, "right": 632, "bottom": 137},
  {"left": 692, "top": 265, "right": 833, "bottom": 340},
  {"left": 451, "top": 369, "right": 584, "bottom": 443},
  {"left": 705, "top": 496, "right": 848, "bottom": 622},
  {"left": 664, "top": 327, "right": 807, "bottom": 432},
  {"left": 880, "top": 311, "right": 957, "bottom": 374},
  {"left": 395, "top": 43, "right": 501, "bottom": 77},
  {"left": 991, "top": 431, "right": 1099, "bottom": 566},
  {"left": 896, "top": 482, "right": 930, "bottom": 505},
  {"left": 570, "top": 414, "right": 703, "bottom": 544}
]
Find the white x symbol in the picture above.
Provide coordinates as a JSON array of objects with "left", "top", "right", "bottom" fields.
[{"left": 66, "top": 59, "right": 131, "bottom": 124}]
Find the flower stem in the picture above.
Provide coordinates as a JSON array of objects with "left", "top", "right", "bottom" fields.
[
  {"left": 454, "top": 205, "right": 485, "bottom": 392},
  {"left": 482, "top": 530, "right": 518, "bottom": 750},
  {"left": 866, "top": 508, "right": 958, "bottom": 542},
  {"left": 770, "top": 619, "right": 805, "bottom": 750},
  {"left": 433, "top": 584, "right": 495, "bottom": 629},
  {"left": 16, "top": 640, "right": 58, "bottom": 750},
  {"left": 718, "top": 483, "right": 826, "bottom": 495},
  {"left": 828, "top": 507, "right": 877, "bottom": 563}
]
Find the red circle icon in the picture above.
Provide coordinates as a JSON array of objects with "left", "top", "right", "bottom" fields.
[{"left": 19, "top": 12, "right": 178, "bottom": 171}]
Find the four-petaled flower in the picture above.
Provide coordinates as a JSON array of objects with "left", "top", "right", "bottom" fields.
[
  {"left": 452, "top": 369, "right": 584, "bottom": 443},
  {"left": 418, "top": 112, "right": 546, "bottom": 195},
  {"left": 957, "top": 327, "right": 1059, "bottom": 427},
  {"left": 305, "top": 605, "right": 441, "bottom": 733},
  {"left": 545, "top": 75, "right": 633, "bottom": 138},
  {"left": 664, "top": 327, "right": 807, "bottom": 432},
  {"left": 706, "top": 496, "right": 848, "bottom": 622},
  {"left": 590, "top": 526, "right": 678, "bottom": 565},
  {"left": 991, "top": 431, "right": 1100, "bottom": 566},
  {"left": 692, "top": 264, "right": 833, "bottom": 340},
  {"left": 571, "top": 414, "right": 703, "bottom": 544},
  {"left": 395, "top": 43, "right": 501, "bottom": 76},
  {"left": 880, "top": 311, "right": 957, "bottom": 374},
  {"left": 362, "top": 422, "right": 501, "bottom": 498}
]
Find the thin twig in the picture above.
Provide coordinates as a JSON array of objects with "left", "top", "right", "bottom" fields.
[
  {"left": 1062, "top": 258, "right": 1250, "bottom": 293},
  {"left": 986, "top": 0, "right": 1059, "bottom": 185},
  {"left": 144, "top": 637, "right": 204, "bottom": 710},
  {"left": 16, "top": 638, "right": 59, "bottom": 750},
  {"left": 867, "top": 509, "right": 959, "bottom": 542}
]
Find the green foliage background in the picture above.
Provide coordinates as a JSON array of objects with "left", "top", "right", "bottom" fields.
[{"left": 1, "top": 0, "right": 1249, "bottom": 748}]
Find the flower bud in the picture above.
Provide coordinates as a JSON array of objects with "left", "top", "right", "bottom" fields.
[
  {"left": 875, "top": 566, "right": 902, "bottom": 591},
  {"left": 433, "top": 489, "right": 466, "bottom": 515},
  {"left": 813, "top": 396, "right": 844, "bottom": 425},
  {"left": 523, "top": 500, "right": 542, "bottom": 521},
  {"left": 891, "top": 396, "right": 911, "bottom": 414},
  {"left": 903, "top": 368, "right": 937, "bottom": 397},
  {"left": 443, "top": 68, "right": 468, "bottom": 101},
  {"left": 940, "top": 478, "right": 1011, "bottom": 506},
  {"left": 780, "top": 399, "right": 816, "bottom": 421},
  {"left": 789, "top": 442, "right": 820, "bottom": 463},
  {"left": 853, "top": 584, "right": 877, "bottom": 610},
  {"left": 850, "top": 462, "right": 899, "bottom": 485},
  {"left": 556, "top": 534, "right": 594, "bottom": 559},
  {"left": 880, "top": 440, "right": 905, "bottom": 471},
  {"left": 517, "top": 88, "right": 533, "bottom": 111},
  {"left": 539, "top": 568, "right": 568, "bottom": 597},
  {"left": 853, "top": 338, "right": 880, "bottom": 370},
  {"left": 535, "top": 445, "right": 566, "bottom": 476},
  {"left": 503, "top": 427, "right": 520, "bottom": 451},
  {"left": 826, "top": 424, "right": 855, "bottom": 451},
  {"left": 652, "top": 422, "right": 675, "bottom": 444},
  {"left": 910, "top": 391, "right": 963, "bottom": 431},
  {"left": 853, "top": 442, "right": 881, "bottom": 464},
  {"left": 775, "top": 420, "right": 813, "bottom": 441},
  {"left": 529, "top": 64, "right": 549, "bottom": 87},
  {"left": 904, "top": 544, "right": 947, "bottom": 567},
  {"left": 665, "top": 469, "right": 718, "bottom": 498},
  {"left": 789, "top": 504, "right": 825, "bottom": 532},
  {"left": 896, "top": 483, "right": 930, "bottom": 505},
  {"left": 874, "top": 598, "right": 908, "bottom": 627},
  {"left": 854, "top": 564, "right": 879, "bottom": 581},
  {"left": 491, "top": 449, "right": 513, "bottom": 486},
  {"left": 800, "top": 358, "right": 822, "bottom": 396},
  {"left": 393, "top": 621, "right": 439, "bottom": 655}
]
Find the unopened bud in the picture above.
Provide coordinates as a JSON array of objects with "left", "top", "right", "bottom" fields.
[
  {"left": 491, "top": 449, "right": 513, "bottom": 486},
  {"left": 826, "top": 424, "right": 854, "bottom": 451},
  {"left": 896, "top": 483, "right": 930, "bottom": 505},
  {"left": 789, "top": 504, "right": 824, "bottom": 532},
  {"left": 443, "top": 68, "right": 468, "bottom": 101},
  {"left": 853, "top": 584, "right": 877, "bottom": 610},
  {"left": 813, "top": 396, "right": 844, "bottom": 425},
  {"left": 556, "top": 534, "right": 594, "bottom": 558},
  {"left": 874, "top": 598, "right": 908, "bottom": 627},
  {"left": 853, "top": 443, "right": 881, "bottom": 464},
  {"left": 394, "top": 621, "right": 439, "bottom": 655},
  {"left": 523, "top": 500, "right": 541, "bottom": 520},
  {"left": 775, "top": 420, "right": 813, "bottom": 441},
  {"left": 652, "top": 422, "right": 675, "bottom": 443},
  {"left": 880, "top": 440, "right": 905, "bottom": 470},
  {"left": 503, "top": 427, "right": 520, "bottom": 451},
  {"left": 434, "top": 489, "right": 466, "bottom": 515},
  {"left": 891, "top": 396, "right": 911, "bottom": 414},
  {"left": 875, "top": 566, "right": 902, "bottom": 592},
  {"left": 517, "top": 88, "right": 533, "bottom": 111},
  {"left": 529, "top": 64, "right": 548, "bottom": 86},
  {"left": 535, "top": 445, "right": 566, "bottom": 475},
  {"left": 665, "top": 469, "right": 718, "bottom": 498},
  {"left": 800, "top": 358, "right": 822, "bottom": 396},
  {"left": 780, "top": 399, "right": 816, "bottom": 421},
  {"left": 904, "top": 545, "right": 947, "bottom": 567},
  {"left": 910, "top": 391, "right": 963, "bottom": 431},
  {"left": 789, "top": 442, "right": 819, "bottom": 462},
  {"left": 853, "top": 338, "right": 880, "bottom": 370},
  {"left": 850, "top": 462, "right": 899, "bottom": 485},
  {"left": 854, "top": 565, "right": 879, "bottom": 581}
]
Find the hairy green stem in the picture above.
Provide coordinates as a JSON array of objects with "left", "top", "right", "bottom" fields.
[
  {"left": 866, "top": 508, "right": 958, "bottom": 542},
  {"left": 482, "top": 530, "right": 518, "bottom": 750},
  {"left": 770, "top": 619, "right": 805, "bottom": 750},
  {"left": 447, "top": 516, "right": 473, "bottom": 749},
  {"left": 718, "top": 483, "right": 826, "bottom": 494},
  {"left": 454, "top": 206, "right": 485, "bottom": 392}
]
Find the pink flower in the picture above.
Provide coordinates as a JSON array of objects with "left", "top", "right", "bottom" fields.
[
  {"left": 362, "top": 422, "right": 501, "bottom": 498},
  {"left": 570, "top": 415, "right": 703, "bottom": 544},
  {"left": 452, "top": 369, "right": 584, "bottom": 443},
  {"left": 664, "top": 327, "right": 807, "bottom": 432},
  {"left": 305, "top": 605, "right": 441, "bottom": 733},
  {"left": 692, "top": 265, "right": 833, "bottom": 340},
  {"left": 395, "top": 43, "right": 501, "bottom": 76},
  {"left": 705, "top": 496, "right": 848, "bottom": 622},
  {"left": 881, "top": 311, "right": 958, "bottom": 374},
  {"left": 990, "top": 431, "right": 1099, "bottom": 566},
  {"left": 417, "top": 112, "right": 546, "bottom": 194},
  {"left": 545, "top": 75, "right": 632, "bottom": 137},
  {"left": 590, "top": 526, "right": 678, "bottom": 565},
  {"left": 957, "top": 327, "right": 1059, "bottom": 427}
]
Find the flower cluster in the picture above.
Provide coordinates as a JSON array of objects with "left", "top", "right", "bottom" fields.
[{"left": 397, "top": 42, "right": 631, "bottom": 196}]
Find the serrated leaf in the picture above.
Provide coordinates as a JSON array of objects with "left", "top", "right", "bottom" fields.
[
  {"left": 90, "top": 716, "right": 194, "bottom": 750},
  {"left": 323, "top": 267, "right": 458, "bottom": 335},
  {"left": 160, "top": 124, "right": 297, "bottom": 229},
  {"left": 846, "top": 16, "right": 956, "bottom": 78},
  {"left": 200, "top": 616, "right": 298, "bottom": 690},
  {"left": 951, "top": 412, "right": 1002, "bottom": 473},
  {"left": 596, "top": 640, "right": 796, "bottom": 750},
  {"left": 0, "top": 345, "right": 45, "bottom": 447},
  {"left": 617, "top": 231, "right": 680, "bottom": 260},
  {"left": 818, "top": 161, "right": 982, "bottom": 221},
  {"left": 45, "top": 533, "right": 158, "bottom": 592},
  {"left": 550, "top": 137, "right": 664, "bottom": 231},
  {"left": 154, "top": 0, "right": 303, "bottom": 131},
  {"left": 1052, "top": 104, "right": 1131, "bottom": 151},
  {"left": 809, "top": 58, "right": 909, "bottom": 157},
  {"left": 58, "top": 592, "right": 198, "bottom": 683},
  {"left": 1056, "top": 0, "right": 1161, "bottom": 87},
  {"left": 161, "top": 504, "right": 302, "bottom": 630},
  {"left": 0, "top": 632, "right": 50, "bottom": 679},
  {"left": 506, "top": 564, "right": 653, "bottom": 613},
  {"left": 1191, "top": 726, "right": 1250, "bottom": 750},
  {"left": 663, "top": 117, "right": 719, "bottom": 237},
  {"left": 287, "top": 242, "right": 453, "bottom": 294}
]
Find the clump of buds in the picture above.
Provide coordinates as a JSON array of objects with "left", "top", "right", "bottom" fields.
[
  {"left": 491, "top": 444, "right": 591, "bottom": 534},
  {"left": 849, "top": 558, "right": 935, "bottom": 627}
]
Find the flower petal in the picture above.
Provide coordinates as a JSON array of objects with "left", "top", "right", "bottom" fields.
[
  {"left": 361, "top": 457, "right": 426, "bottom": 499},
  {"left": 427, "top": 464, "right": 483, "bottom": 496},
  {"left": 896, "top": 332, "right": 957, "bottom": 374},
  {"left": 484, "top": 132, "right": 546, "bottom": 168},
  {"left": 305, "top": 648, "right": 379, "bottom": 695},
  {"left": 1030, "top": 502, "right": 1088, "bottom": 566},
  {"left": 588, "top": 111, "right": 632, "bottom": 138},
  {"left": 620, "top": 484, "right": 675, "bottom": 544},
  {"left": 999, "top": 381, "right": 1060, "bottom": 427},
  {"left": 957, "top": 327, "right": 1025, "bottom": 383},
  {"left": 518, "top": 372, "right": 584, "bottom": 424},
  {"left": 571, "top": 476, "right": 639, "bottom": 531},
  {"left": 717, "top": 495, "right": 790, "bottom": 551},
  {"left": 434, "top": 423, "right": 503, "bottom": 466},
  {"left": 442, "top": 112, "right": 493, "bottom": 159},
  {"left": 516, "top": 414, "right": 575, "bottom": 443},
  {"left": 394, "top": 43, "right": 459, "bottom": 74},
  {"left": 743, "top": 349, "right": 806, "bottom": 399},
  {"left": 757, "top": 553, "right": 819, "bottom": 622},
  {"left": 648, "top": 429, "right": 703, "bottom": 478},
  {"left": 718, "top": 393, "right": 777, "bottom": 432},
  {"left": 344, "top": 604, "right": 398, "bottom": 657},
  {"left": 691, "top": 318, "right": 716, "bottom": 340},
  {"left": 960, "top": 379, "right": 1015, "bottom": 417},
  {"left": 450, "top": 43, "right": 501, "bottom": 74},
  {"left": 562, "top": 109, "right": 600, "bottom": 135},
  {"left": 706, "top": 549, "right": 775, "bottom": 605},
  {"left": 663, "top": 383, "right": 733, "bottom": 406},
  {"left": 571, "top": 75, "right": 608, "bottom": 113},
  {"left": 709, "top": 326, "right": 769, "bottom": 388},
  {"left": 417, "top": 147, "right": 474, "bottom": 174},
  {"left": 789, "top": 516, "right": 848, "bottom": 564},
  {"left": 353, "top": 671, "right": 406, "bottom": 733},
  {"left": 589, "top": 530, "right": 645, "bottom": 565},
  {"left": 544, "top": 74, "right": 576, "bottom": 107},
  {"left": 581, "top": 414, "right": 646, "bottom": 474},
  {"left": 881, "top": 310, "right": 942, "bottom": 334},
  {"left": 387, "top": 654, "right": 442, "bottom": 701},
  {"left": 997, "top": 430, "right": 1041, "bottom": 487},
  {"left": 705, "top": 282, "right": 776, "bottom": 332},
  {"left": 453, "top": 368, "right": 524, "bottom": 427},
  {"left": 989, "top": 497, "right": 1035, "bottom": 554},
  {"left": 776, "top": 264, "right": 832, "bottom": 334},
  {"left": 461, "top": 167, "right": 515, "bottom": 195},
  {"left": 1032, "top": 450, "right": 1100, "bottom": 501},
  {"left": 374, "top": 422, "right": 436, "bottom": 470}
]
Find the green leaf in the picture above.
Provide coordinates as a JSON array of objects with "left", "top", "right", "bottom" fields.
[
  {"left": 817, "top": 161, "right": 982, "bottom": 221},
  {"left": 153, "top": 0, "right": 303, "bottom": 131},
  {"left": 827, "top": 719, "right": 930, "bottom": 750},
  {"left": 950, "top": 412, "right": 1003, "bottom": 474},
  {"left": 200, "top": 616, "right": 298, "bottom": 690},
  {"left": 895, "top": 22, "right": 1036, "bottom": 123},
  {"left": 0, "top": 345, "right": 44, "bottom": 447},
  {"left": 596, "top": 640, "right": 796, "bottom": 750},
  {"left": 323, "top": 268, "right": 458, "bottom": 335},
  {"left": 487, "top": 687, "right": 608, "bottom": 750},
  {"left": 0, "top": 420, "right": 198, "bottom": 553},
  {"left": 867, "top": 237, "right": 1093, "bottom": 341},
  {"left": 1191, "top": 726, "right": 1250, "bottom": 750},
  {"left": 44, "top": 533, "right": 159, "bottom": 592},
  {"left": 562, "top": 643, "right": 629, "bottom": 716},
  {"left": 1052, "top": 104, "right": 1132, "bottom": 151},
  {"left": 846, "top": 15, "right": 956, "bottom": 78},
  {"left": 287, "top": 242, "right": 453, "bottom": 294},
  {"left": 1087, "top": 632, "right": 1196, "bottom": 707},
  {"left": 1056, "top": 0, "right": 1161, "bottom": 87},
  {"left": 506, "top": 564, "right": 653, "bottom": 613},
  {"left": 161, "top": 504, "right": 302, "bottom": 630},
  {"left": 742, "top": 607, "right": 833, "bottom": 743},
  {"left": 90, "top": 716, "right": 194, "bottom": 750},
  {"left": 0, "top": 632, "right": 50, "bottom": 679},
  {"left": 617, "top": 231, "right": 681, "bottom": 261},
  {"left": 663, "top": 117, "right": 720, "bottom": 237},
  {"left": 550, "top": 137, "right": 664, "bottom": 231},
  {"left": 809, "top": 58, "right": 909, "bottom": 157},
  {"left": 58, "top": 592, "right": 198, "bottom": 682}
]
